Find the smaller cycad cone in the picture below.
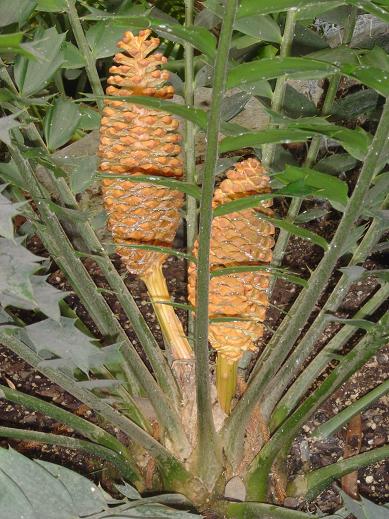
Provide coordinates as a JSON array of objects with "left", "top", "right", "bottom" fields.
[
  {"left": 99, "top": 30, "right": 192, "bottom": 360},
  {"left": 188, "top": 158, "right": 274, "bottom": 412}
]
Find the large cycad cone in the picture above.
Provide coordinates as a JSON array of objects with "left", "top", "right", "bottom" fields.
[
  {"left": 188, "top": 158, "right": 275, "bottom": 412},
  {"left": 99, "top": 29, "right": 192, "bottom": 360}
]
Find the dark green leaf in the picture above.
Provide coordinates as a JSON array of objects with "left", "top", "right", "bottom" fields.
[
  {"left": 297, "top": 1, "right": 346, "bottom": 19},
  {"left": 227, "top": 57, "right": 337, "bottom": 89},
  {"left": 238, "top": 79, "right": 273, "bottom": 98},
  {"left": 76, "top": 378, "right": 121, "bottom": 389},
  {"left": 36, "top": 0, "right": 67, "bottom": 11},
  {"left": 267, "top": 216, "right": 329, "bottom": 250},
  {"left": 307, "top": 46, "right": 360, "bottom": 66},
  {"left": 25, "top": 317, "right": 106, "bottom": 374},
  {"left": 364, "top": 173, "right": 389, "bottom": 214},
  {"left": 62, "top": 42, "right": 85, "bottom": 69},
  {"left": 221, "top": 91, "right": 251, "bottom": 122},
  {"left": 194, "top": 6, "right": 219, "bottom": 29},
  {"left": 213, "top": 193, "right": 274, "bottom": 216},
  {"left": 195, "top": 64, "right": 213, "bottom": 87},
  {"left": 54, "top": 155, "right": 98, "bottom": 194},
  {"left": 235, "top": 0, "right": 344, "bottom": 18},
  {"left": 1, "top": 275, "right": 68, "bottom": 321},
  {"left": 316, "top": 153, "right": 358, "bottom": 176},
  {"left": 235, "top": 15, "right": 282, "bottom": 43},
  {"left": 361, "top": 46, "right": 389, "bottom": 72},
  {"left": 45, "top": 200, "right": 89, "bottom": 223},
  {"left": 155, "top": 24, "right": 216, "bottom": 59},
  {"left": 0, "top": 445, "right": 198, "bottom": 518},
  {"left": 277, "top": 178, "right": 320, "bottom": 197},
  {"left": 219, "top": 128, "right": 315, "bottom": 153},
  {"left": 110, "top": 242, "right": 196, "bottom": 263},
  {"left": 319, "top": 126, "right": 371, "bottom": 161},
  {"left": 0, "top": 88, "right": 16, "bottom": 102},
  {"left": 78, "top": 105, "right": 101, "bottom": 131},
  {"left": 0, "top": 186, "right": 25, "bottom": 240},
  {"left": 317, "top": 5, "right": 351, "bottom": 24},
  {"left": 210, "top": 265, "right": 308, "bottom": 287},
  {"left": 332, "top": 89, "right": 379, "bottom": 121},
  {"left": 339, "top": 266, "right": 366, "bottom": 282},
  {"left": 91, "top": 210, "right": 107, "bottom": 231},
  {"left": 14, "top": 27, "right": 65, "bottom": 96},
  {"left": 81, "top": 11, "right": 216, "bottom": 59},
  {"left": 36, "top": 460, "right": 106, "bottom": 516},
  {"left": 339, "top": 224, "right": 368, "bottom": 255},
  {"left": 0, "top": 0, "right": 36, "bottom": 27},
  {"left": 98, "top": 173, "right": 201, "bottom": 199},
  {"left": 228, "top": 501, "right": 316, "bottom": 518},
  {"left": 367, "top": 269, "right": 389, "bottom": 282},
  {"left": 0, "top": 114, "right": 20, "bottom": 146},
  {"left": 263, "top": 113, "right": 371, "bottom": 160},
  {"left": 341, "top": 63, "right": 389, "bottom": 98},
  {"left": 44, "top": 97, "right": 81, "bottom": 151},
  {"left": 0, "top": 237, "right": 43, "bottom": 303},
  {"left": 372, "top": 241, "right": 389, "bottom": 254},
  {"left": 275, "top": 165, "right": 349, "bottom": 210},
  {"left": 90, "top": 94, "right": 208, "bottom": 129},
  {"left": 86, "top": 21, "right": 130, "bottom": 59},
  {"left": 283, "top": 84, "right": 317, "bottom": 118},
  {"left": 292, "top": 23, "right": 329, "bottom": 55},
  {"left": 206, "top": 1, "right": 281, "bottom": 43},
  {"left": 231, "top": 34, "right": 261, "bottom": 50},
  {"left": 329, "top": 317, "right": 375, "bottom": 331},
  {"left": 116, "top": 482, "right": 142, "bottom": 500},
  {"left": 295, "top": 207, "right": 329, "bottom": 223},
  {"left": 0, "top": 447, "right": 108, "bottom": 519},
  {"left": 347, "top": 0, "right": 389, "bottom": 23},
  {"left": 0, "top": 33, "right": 38, "bottom": 59},
  {"left": 281, "top": 119, "right": 371, "bottom": 161},
  {"left": 0, "top": 447, "right": 74, "bottom": 519},
  {"left": 153, "top": 301, "right": 195, "bottom": 312},
  {"left": 0, "top": 159, "right": 25, "bottom": 188}
]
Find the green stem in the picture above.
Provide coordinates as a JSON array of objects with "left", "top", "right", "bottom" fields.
[
  {"left": 269, "top": 281, "right": 389, "bottom": 430},
  {"left": 184, "top": 0, "right": 197, "bottom": 337},
  {"left": 225, "top": 96, "right": 389, "bottom": 467},
  {"left": 287, "top": 445, "right": 389, "bottom": 501},
  {"left": 312, "top": 378, "right": 389, "bottom": 440},
  {"left": 0, "top": 426, "right": 140, "bottom": 484},
  {"left": 0, "top": 331, "right": 191, "bottom": 488},
  {"left": 8, "top": 143, "right": 190, "bottom": 457},
  {"left": 194, "top": 0, "right": 238, "bottom": 483},
  {"left": 246, "top": 326, "right": 387, "bottom": 500},
  {"left": 93, "top": 496, "right": 194, "bottom": 518},
  {"left": 66, "top": 0, "right": 104, "bottom": 110},
  {"left": 226, "top": 502, "right": 317, "bottom": 519},
  {"left": 262, "top": 9, "right": 298, "bottom": 169},
  {"left": 269, "top": 7, "right": 357, "bottom": 271},
  {"left": 0, "top": 384, "right": 130, "bottom": 457}
]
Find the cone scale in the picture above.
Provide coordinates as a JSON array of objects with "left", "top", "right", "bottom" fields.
[
  {"left": 99, "top": 30, "right": 192, "bottom": 360},
  {"left": 188, "top": 158, "right": 275, "bottom": 413}
]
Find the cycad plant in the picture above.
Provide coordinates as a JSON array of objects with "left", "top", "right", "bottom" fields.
[{"left": 0, "top": 0, "right": 388, "bottom": 517}]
